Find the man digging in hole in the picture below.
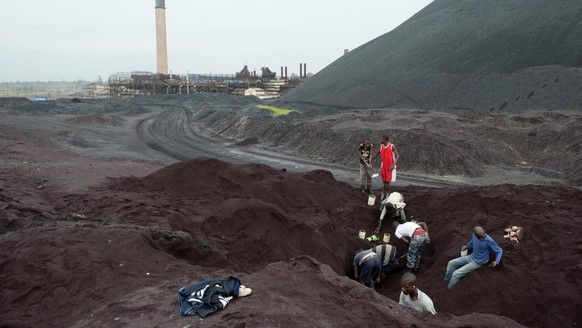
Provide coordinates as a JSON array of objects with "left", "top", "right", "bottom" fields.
[
  {"left": 395, "top": 221, "right": 431, "bottom": 272},
  {"left": 375, "top": 191, "right": 407, "bottom": 233},
  {"left": 353, "top": 249, "right": 381, "bottom": 289}
]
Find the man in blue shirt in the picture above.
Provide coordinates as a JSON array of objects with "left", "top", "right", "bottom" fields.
[
  {"left": 353, "top": 250, "right": 381, "bottom": 288},
  {"left": 444, "top": 226, "right": 503, "bottom": 289}
]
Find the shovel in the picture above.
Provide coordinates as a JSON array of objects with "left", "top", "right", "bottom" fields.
[{"left": 365, "top": 160, "right": 379, "bottom": 178}]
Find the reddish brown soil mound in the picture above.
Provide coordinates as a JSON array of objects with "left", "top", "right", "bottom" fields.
[{"left": 2, "top": 157, "right": 581, "bottom": 327}]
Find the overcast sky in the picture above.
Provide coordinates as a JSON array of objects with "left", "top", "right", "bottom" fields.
[{"left": 0, "top": 0, "right": 432, "bottom": 82}]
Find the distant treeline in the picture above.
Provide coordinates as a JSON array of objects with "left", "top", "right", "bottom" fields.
[{"left": 0, "top": 80, "right": 95, "bottom": 99}]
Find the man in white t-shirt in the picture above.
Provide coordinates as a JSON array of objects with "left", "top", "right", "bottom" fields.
[
  {"left": 375, "top": 191, "right": 407, "bottom": 233},
  {"left": 398, "top": 272, "right": 436, "bottom": 315},
  {"left": 395, "top": 221, "right": 430, "bottom": 271}
]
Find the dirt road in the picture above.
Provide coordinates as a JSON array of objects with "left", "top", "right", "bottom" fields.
[{"left": 135, "top": 105, "right": 461, "bottom": 188}]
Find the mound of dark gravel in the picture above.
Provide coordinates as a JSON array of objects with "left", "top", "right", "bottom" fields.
[{"left": 279, "top": 0, "right": 582, "bottom": 113}]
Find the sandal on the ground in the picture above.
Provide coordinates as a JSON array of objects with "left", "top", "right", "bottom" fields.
[{"left": 366, "top": 235, "right": 380, "bottom": 242}]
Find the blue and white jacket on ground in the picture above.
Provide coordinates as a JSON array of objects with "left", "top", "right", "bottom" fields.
[{"left": 177, "top": 276, "right": 242, "bottom": 317}]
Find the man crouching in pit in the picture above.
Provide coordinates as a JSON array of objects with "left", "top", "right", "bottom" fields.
[
  {"left": 353, "top": 249, "right": 381, "bottom": 289},
  {"left": 375, "top": 191, "right": 407, "bottom": 233}
]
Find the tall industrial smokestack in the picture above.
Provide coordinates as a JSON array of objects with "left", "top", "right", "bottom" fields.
[
  {"left": 299, "top": 63, "right": 303, "bottom": 79},
  {"left": 155, "top": 0, "right": 168, "bottom": 75}
]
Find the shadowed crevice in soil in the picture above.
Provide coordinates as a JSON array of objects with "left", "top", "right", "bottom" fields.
[{"left": 2, "top": 157, "right": 579, "bottom": 327}]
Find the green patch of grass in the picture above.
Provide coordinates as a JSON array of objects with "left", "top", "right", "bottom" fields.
[{"left": 257, "top": 104, "right": 299, "bottom": 117}]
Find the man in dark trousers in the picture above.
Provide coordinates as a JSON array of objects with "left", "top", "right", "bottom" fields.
[
  {"left": 357, "top": 139, "right": 373, "bottom": 194},
  {"left": 353, "top": 249, "right": 381, "bottom": 288}
]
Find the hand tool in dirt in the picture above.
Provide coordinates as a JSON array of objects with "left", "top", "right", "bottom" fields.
[{"left": 365, "top": 160, "right": 379, "bottom": 178}]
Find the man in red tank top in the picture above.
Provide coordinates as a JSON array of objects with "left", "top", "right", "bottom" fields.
[{"left": 374, "top": 136, "right": 399, "bottom": 201}]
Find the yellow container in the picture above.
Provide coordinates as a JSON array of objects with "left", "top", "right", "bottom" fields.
[{"left": 359, "top": 229, "right": 366, "bottom": 239}]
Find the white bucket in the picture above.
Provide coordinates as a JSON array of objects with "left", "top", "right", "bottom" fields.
[
  {"left": 383, "top": 233, "right": 391, "bottom": 243},
  {"left": 367, "top": 194, "right": 376, "bottom": 206},
  {"left": 358, "top": 229, "right": 366, "bottom": 239},
  {"left": 460, "top": 249, "right": 468, "bottom": 257}
]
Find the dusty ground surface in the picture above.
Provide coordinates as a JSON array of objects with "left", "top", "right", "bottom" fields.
[
  {"left": 1, "top": 96, "right": 581, "bottom": 328},
  {"left": 202, "top": 104, "right": 582, "bottom": 187}
]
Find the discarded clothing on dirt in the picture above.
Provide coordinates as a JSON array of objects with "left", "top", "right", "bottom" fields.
[{"left": 177, "top": 276, "right": 242, "bottom": 318}]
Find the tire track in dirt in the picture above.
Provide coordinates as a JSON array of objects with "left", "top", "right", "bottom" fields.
[{"left": 136, "top": 106, "right": 460, "bottom": 188}]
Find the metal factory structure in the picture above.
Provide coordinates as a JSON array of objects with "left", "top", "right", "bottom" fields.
[
  {"left": 108, "top": 65, "right": 308, "bottom": 98},
  {"left": 107, "top": 1, "right": 308, "bottom": 98}
]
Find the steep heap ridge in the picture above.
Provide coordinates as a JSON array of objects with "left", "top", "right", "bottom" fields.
[
  {"left": 2, "top": 153, "right": 582, "bottom": 327},
  {"left": 279, "top": 0, "right": 582, "bottom": 113}
]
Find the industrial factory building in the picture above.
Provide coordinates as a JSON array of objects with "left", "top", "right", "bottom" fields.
[
  {"left": 108, "top": 64, "right": 308, "bottom": 98},
  {"left": 107, "top": 0, "right": 308, "bottom": 99}
]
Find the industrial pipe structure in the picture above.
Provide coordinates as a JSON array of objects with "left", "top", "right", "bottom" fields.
[{"left": 155, "top": 0, "right": 169, "bottom": 75}]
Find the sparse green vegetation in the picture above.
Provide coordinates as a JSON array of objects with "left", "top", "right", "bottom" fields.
[
  {"left": 257, "top": 104, "right": 299, "bottom": 117},
  {"left": 0, "top": 80, "right": 91, "bottom": 99}
]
